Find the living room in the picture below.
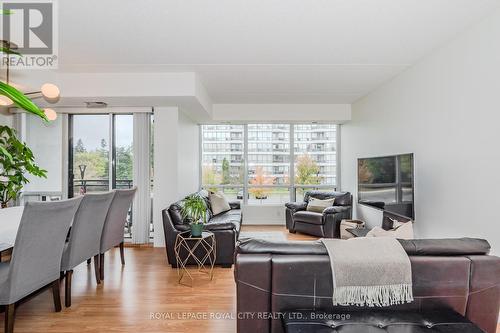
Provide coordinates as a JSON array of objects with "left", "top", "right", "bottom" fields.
[{"left": 0, "top": 1, "right": 499, "bottom": 333}]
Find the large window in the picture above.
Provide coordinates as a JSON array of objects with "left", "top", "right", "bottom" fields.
[
  {"left": 201, "top": 124, "right": 338, "bottom": 205},
  {"left": 201, "top": 125, "right": 244, "bottom": 201},
  {"left": 294, "top": 124, "right": 337, "bottom": 201}
]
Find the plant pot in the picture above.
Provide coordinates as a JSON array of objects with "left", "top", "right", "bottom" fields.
[{"left": 190, "top": 223, "right": 204, "bottom": 237}]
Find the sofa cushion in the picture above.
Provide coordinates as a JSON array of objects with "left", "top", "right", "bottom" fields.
[
  {"left": 207, "top": 209, "right": 242, "bottom": 232},
  {"left": 283, "top": 309, "right": 484, "bottom": 333},
  {"left": 293, "top": 211, "right": 323, "bottom": 225},
  {"left": 205, "top": 220, "right": 241, "bottom": 232}
]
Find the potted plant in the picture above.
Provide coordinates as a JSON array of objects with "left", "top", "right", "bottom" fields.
[
  {"left": 180, "top": 194, "right": 207, "bottom": 237},
  {"left": 0, "top": 126, "right": 47, "bottom": 208}
]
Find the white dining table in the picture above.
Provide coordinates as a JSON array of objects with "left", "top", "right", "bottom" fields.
[{"left": 0, "top": 206, "right": 24, "bottom": 248}]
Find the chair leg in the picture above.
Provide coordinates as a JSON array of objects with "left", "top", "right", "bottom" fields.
[
  {"left": 93, "top": 254, "right": 100, "bottom": 284},
  {"left": 86, "top": 258, "right": 91, "bottom": 265},
  {"left": 119, "top": 242, "right": 125, "bottom": 265},
  {"left": 4, "top": 303, "right": 15, "bottom": 333},
  {"left": 99, "top": 253, "right": 104, "bottom": 280},
  {"left": 52, "top": 280, "right": 62, "bottom": 312},
  {"left": 64, "top": 270, "right": 73, "bottom": 308}
]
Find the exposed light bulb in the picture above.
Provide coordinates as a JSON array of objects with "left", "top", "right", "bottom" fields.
[
  {"left": 0, "top": 95, "right": 14, "bottom": 106},
  {"left": 43, "top": 108, "right": 57, "bottom": 121},
  {"left": 41, "top": 83, "right": 60, "bottom": 103}
]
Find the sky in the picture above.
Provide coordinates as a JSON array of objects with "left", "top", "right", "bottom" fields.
[{"left": 73, "top": 114, "right": 133, "bottom": 150}]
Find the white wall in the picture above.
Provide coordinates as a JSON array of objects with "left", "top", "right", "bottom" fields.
[
  {"left": 243, "top": 205, "right": 285, "bottom": 225},
  {"left": 0, "top": 113, "right": 13, "bottom": 127},
  {"left": 212, "top": 104, "right": 351, "bottom": 123},
  {"left": 177, "top": 112, "right": 200, "bottom": 197},
  {"left": 341, "top": 8, "right": 500, "bottom": 253},
  {"left": 153, "top": 107, "right": 179, "bottom": 247},
  {"left": 153, "top": 107, "right": 200, "bottom": 247}
]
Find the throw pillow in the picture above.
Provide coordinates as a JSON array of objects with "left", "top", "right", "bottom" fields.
[
  {"left": 209, "top": 191, "right": 231, "bottom": 216},
  {"left": 366, "top": 221, "right": 414, "bottom": 239},
  {"left": 306, "top": 197, "right": 335, "bottom": 213}
]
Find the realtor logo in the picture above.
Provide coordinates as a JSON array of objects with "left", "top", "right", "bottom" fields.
[{"left": 1, "top": 1, "right": 58, "bottom": 68}]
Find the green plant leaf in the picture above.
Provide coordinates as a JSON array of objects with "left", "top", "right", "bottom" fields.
[
  {"left": 0, "top": 145, "right": 13, "bottom": 162},
  {"left": 0, "top": 47, "right": 20, "bottom": 56},
  {"left": 0, "top": 81, "right": 48, "bottom": 121},
  {"left": 0, "top": 125, "right": 47, "bottom": 206}
]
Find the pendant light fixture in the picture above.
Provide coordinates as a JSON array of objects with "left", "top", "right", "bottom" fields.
[{"left": 1, "top": 40, "right": 61, "bottom": 120}]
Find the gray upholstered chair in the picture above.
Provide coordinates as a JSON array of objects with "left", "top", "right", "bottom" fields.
[
  {"left": 0, "top": 198, "right": 82, "bottom": 333},
  {"left": 61, "top": 191, "right": 115, "bottom": 307},
  {"left": 99, "top": 187, "right": 137, "bottom": 280}
]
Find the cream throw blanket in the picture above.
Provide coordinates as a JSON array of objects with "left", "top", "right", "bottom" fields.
[{"left": 320, "top": 237, "right": 413, "bottom": 307}]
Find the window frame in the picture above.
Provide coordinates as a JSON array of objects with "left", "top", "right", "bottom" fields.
[{"left": 200, "top": 123, "right": 340, "bottom": 205}]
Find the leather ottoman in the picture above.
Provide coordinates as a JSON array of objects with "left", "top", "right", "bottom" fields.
[{"left": 283, "top": 309, "right": 485, "bottom": 333}]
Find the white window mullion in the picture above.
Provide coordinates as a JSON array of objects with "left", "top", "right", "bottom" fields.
[
  {"left": 108, "top": 114, "right": 114, "bottom": 191},
  {"left": 336, "top": 124, "right": 341, "bottom": 191},
  {"left": 243, "top": 124, "right": 249, "bottom": 205},
  {"left": 290, "top": 124, "right": 295, "bottom": 202}
]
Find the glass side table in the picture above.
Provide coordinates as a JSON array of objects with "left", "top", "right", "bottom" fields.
[{"left": 174, "top": 231, "right": 216, "bottom": 286}]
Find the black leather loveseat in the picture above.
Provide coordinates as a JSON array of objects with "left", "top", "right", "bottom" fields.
[
  {"left": 162, "top": 190, "right": 242, "bottom": 268},
  {"left": 285, "top": 191, "right": 352, "bottom": 238},
  {"left": 234, "top": 238, "right": 500, "bottom": 333}
]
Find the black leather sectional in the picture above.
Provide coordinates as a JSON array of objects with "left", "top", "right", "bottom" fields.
[
  {"left": 234, "top": 238, "right": 500, "bottom": 333},
  {"left": 162, "top": 190, "right": 242, "bottom": 268}
]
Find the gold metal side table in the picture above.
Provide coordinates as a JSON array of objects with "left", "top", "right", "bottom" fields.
[{"left": 174, "top": 231, "right": 216, "bottom": 286}]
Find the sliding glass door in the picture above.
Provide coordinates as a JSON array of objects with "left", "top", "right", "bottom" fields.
[
  {"left": 68, "top": 114, "right": 134, "bottom": 237},
  {"left": 69, "top": 115, "right": 110, "bottom": 196}
]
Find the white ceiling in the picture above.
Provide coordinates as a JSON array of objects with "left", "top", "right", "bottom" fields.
[{"left": 56, "top": 0, "right": 500, "bottom": 103}]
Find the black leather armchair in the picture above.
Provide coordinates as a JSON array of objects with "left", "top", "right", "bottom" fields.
[{"left": 285, "top": 190, "right": 352, "bottom": 238}]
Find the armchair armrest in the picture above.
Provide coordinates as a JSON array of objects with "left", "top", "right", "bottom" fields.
[
  {"left": 323, "top": 205, "right": 350, "bottom": 215},
  {"left": 285, "top": 202, "right": 307, "bottom": 212},
  {"left": 229, "top": 201, "right": 241, "bottom": 210},
  {"left": 322, "top": 206, "right": 352, "bottom": 238}
]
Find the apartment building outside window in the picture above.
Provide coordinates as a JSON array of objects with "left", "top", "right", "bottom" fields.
[{"left": 201, "top": 123, "right": 338, "bottom": 205}]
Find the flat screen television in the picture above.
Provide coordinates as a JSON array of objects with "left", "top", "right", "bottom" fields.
[{"left": 358, "top": 153, "right": 414, "bottom": 219}]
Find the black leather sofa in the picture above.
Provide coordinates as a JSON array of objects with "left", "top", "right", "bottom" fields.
[
  {"left": 285, "top": 191, "right": 352, "bottom": 238},
  {"left": 234, "top": 238, "right": 500, "bottom": 333},
  {"left": 162, "top": 190, "right": 242, "bottom": 268}
]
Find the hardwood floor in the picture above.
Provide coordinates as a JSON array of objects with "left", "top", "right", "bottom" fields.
[
  {"left": 1, "top": 226, "right": 498, "bottom": 333},
  {"left": 0, "top": 226, "right": 314, "bottom": 333}
]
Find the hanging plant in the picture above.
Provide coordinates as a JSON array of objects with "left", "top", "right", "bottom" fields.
[{"left": 0, "top": 126, "right": 47, "bottom": 208}]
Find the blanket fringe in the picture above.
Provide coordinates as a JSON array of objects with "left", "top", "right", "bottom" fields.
[{"left": 332, "top": 283, "right": 413, "bottom": 307}]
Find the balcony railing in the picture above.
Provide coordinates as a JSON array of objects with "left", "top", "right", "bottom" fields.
[{"left": 72, "top": 179, "right": 134, "bottom": 237}]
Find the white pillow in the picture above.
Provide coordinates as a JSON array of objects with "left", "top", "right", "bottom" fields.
[
  {"left": 366, "top": 222, "right": 414, "bottom": 239},
  {"left": 209, "top": 192, "right": 231, "bottom": 215},
  {"left": 306, "top": 197, "right": 335, "bottom": 213}
]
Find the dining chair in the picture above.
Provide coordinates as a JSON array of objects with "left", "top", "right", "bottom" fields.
[
  {"left": 60, "top": 191, "right": 115, "bottom": 307},
  {"left": 99, "top": 187, "right": 137, "bottom": 280},
  {"left": 0, "top": 197, "right": 82, "bottom": 333}
]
